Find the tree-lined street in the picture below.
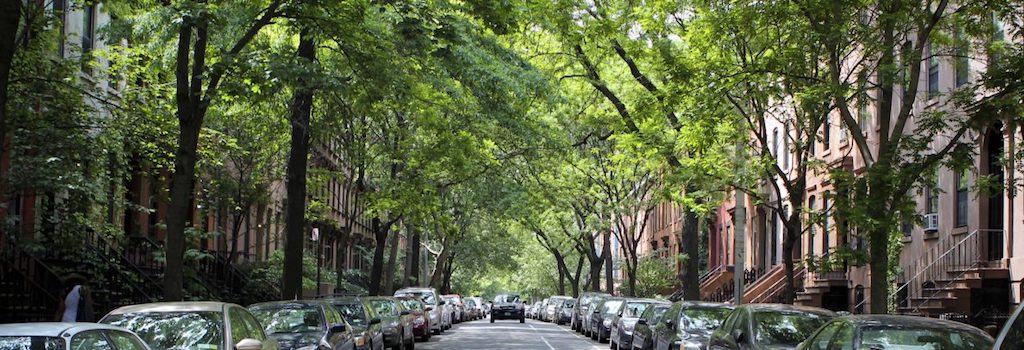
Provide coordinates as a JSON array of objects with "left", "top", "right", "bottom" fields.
[{"left": 417, "top": 319, "right": 605, "bottom": 350}]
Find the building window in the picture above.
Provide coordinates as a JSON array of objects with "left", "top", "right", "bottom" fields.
[
  {"left": 900, "top": 41, "right": 913, "bottom": 96},
  {"left": 808, "top": 196, "right": 816, "bottom": 257},
  {"left": 990, "top": 13, "right": 1006, "bottom": 65},
  {"left": 81, "top": 3, "right": 96, "bottom": 70},
  {"left": 822, "top": 121, "right": 830, "bottom": 150},
  {"left": 956, "top": 170, "right": 968, "bottom": 227},
  {"left": 783, "top": 124, "right": 790, "bottom": 170},
  {"left": 772, "top": 127, "right": 779, "bottom": 157},
  {"left": 857, "top": 71, "right": 871, "bottom": 138},
  {"left": 928, "top": 42, "right": 939, "bottom": 98},
  {"left": 54, "top": 0, "right": 67, "bottom": 57},
  {"left": 926, "top": 179, "right": 939, "bottom": 215},
  {"left": 955, "top": 29, "right": 969, "bottom": 87},
  {"left": 822, "top": 192, "right": 831, "bottom": 256}
]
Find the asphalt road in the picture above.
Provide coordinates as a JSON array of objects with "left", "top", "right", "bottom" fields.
[{"left": 416, "top": 318, "right": 607, "bottom": 350}]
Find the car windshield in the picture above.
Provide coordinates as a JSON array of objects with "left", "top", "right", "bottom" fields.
[
  {"left": 370, "top": 300, "right": 400, "bottom": 317},
  {"left": 250, "top": 305, "right": 324, "bottom": 334},
  {"left": 333, "top": 303, "right": 368, "bottom": 325},
  {"left": 401, "top": 292, "right": 436, "bottom": 305},
  {"left": 399, "top": 299, "right": 423, "bottom": 311},
  {"left": 860, "top": 326, "right": 993, "bottom": 350},
  {"left": 563, "top": 300, "right": 575, "bottom": 308},
  {"left": 622, "top": 302, "right": 652, "bottom": 317},
  {"left": 103, "top": 311, "right": 224, "bottom": 350},
  {"left": 753, "top": 311, "right": 830, "bottom": 347},
  {"left": 0, "top": 336, "right": 64, "bottom": 350},
  {"left": 678, "top": 307, "right": 731, "bottom": 333},
  {"left": 495, "top": 294, "right": 521, "bottom": 303},
  {"left": 602, "top": 300, "right": 624, "bottom": 315}
]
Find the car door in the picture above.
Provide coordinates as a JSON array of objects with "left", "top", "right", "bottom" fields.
[
  {"left": 324, "top": 304, "right": 351, "bottom": 349},
  {"left": 654, "top": 304, "right": 681, "bottom": 350},
  {"left": 802, "top": 321, "right": 845, "bottom": 350},
  {"left": 826, "top": 322, "right": 854, "bottom": 350},
  {"left": 106, "top": 330, "right": 150, "bottom": 350},
  {"left": 709, "top": 309, "right": 742, "bottom": 350},
  {"left": 228, "top": 306, "right": 269, "bottom": 348},
  {"left": 364, "top": 302, "right": 384, "bottom": 348}
]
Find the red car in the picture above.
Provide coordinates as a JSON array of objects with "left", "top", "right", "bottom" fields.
[{"left": 397, "top": 295, "right": 432, "bottom": 342}]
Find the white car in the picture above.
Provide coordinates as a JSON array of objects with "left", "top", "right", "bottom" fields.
[
  {"left": 0, "top": 322, "right": 151, "bottom": 350},
  {"left": 101, "top": 301, "right": 278, "bottom": 350}
]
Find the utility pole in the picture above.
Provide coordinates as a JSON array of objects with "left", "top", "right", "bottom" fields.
[{"left": 733, "top": 140, "right": 747, "bottom": 304}]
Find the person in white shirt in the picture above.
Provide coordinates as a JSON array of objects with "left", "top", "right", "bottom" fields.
[{"left": 55, "top": 274, "right": 94, "bottom": 322}]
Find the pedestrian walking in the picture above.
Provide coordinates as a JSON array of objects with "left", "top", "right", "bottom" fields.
[{"left": 55, "top": 274, "right": 95, "bottom": 322}]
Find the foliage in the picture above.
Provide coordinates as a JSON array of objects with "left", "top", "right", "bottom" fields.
[{"left": 634, "top": 255, "right": 676, "bottom": 299}]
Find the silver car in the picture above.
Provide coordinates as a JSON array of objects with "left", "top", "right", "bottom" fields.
[
  {"left": 101, "top": 301, "right": 278, "bottom": 350},
  {"left": 395, "top": 287, "right": 448, "bottom": 335},
  {"left": 0, "top": 323, "right": 152, "bottom": 350}
]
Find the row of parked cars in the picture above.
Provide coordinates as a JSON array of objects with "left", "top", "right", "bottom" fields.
[
  {"left": 523, "top": 290, "right": 1024, "bottom": 350},
  {"left": 0, "top": 286, "right": 486, "bottom": 350}
]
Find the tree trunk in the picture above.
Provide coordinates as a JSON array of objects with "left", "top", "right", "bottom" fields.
[
  {"left": 0, "top": 0, "right": 19, "bottom": 215},
  {"left": 442, "top": 255, "right": 455, "bottom": 294},
  {"left": 626, "top": 260, "right": 637, "bottom": 297},
  {"left": 429, "top": 237, "right": 450, "bottom": 289},
  {"left": 781, "top": 223, "right": 797, "bottom": 305},
  {"left": 409, "top": 228, "right": 420, "bottom": 286},
  {"left": 383, "top": 229, "right": 400, "bottom": 294},
  {"left": 281, "top": 29, "right": 315, "bottom": 300},
  {"left": 554, "top": 252, "right": 567, "bottom": 295},
  {"left": 368, "top": 217, "right": 389, "bottom": 295},
  {"left": 603, "top": 230, "right": 613, "bottom": 293},
  {"left": 588, "top": 251, "right": 602, "bottom": 292},
  {"left": 335, "top": 225, "right": 352, "bottom": 291},
  {"left": 571, "top": 257, "right": 584, "bottom": 297},
  {"left": 679, "top": 198, "right": 701, "bottom": 300}
]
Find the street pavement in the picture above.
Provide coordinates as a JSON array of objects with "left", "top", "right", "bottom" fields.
[{"left": 416, "top": 318, "right": 608, "bottom": 350}]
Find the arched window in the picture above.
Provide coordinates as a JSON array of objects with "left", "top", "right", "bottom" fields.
[{"left": 772, "top": 128, "right": 779, "bottom": 157}]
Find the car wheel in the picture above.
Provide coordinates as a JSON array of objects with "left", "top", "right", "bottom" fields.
[
  {"left": 490, "top": 317, "right": 495, "bottom": 323},
  {"left": 520, "top": 317, "right": 525, "bottom": 323}
]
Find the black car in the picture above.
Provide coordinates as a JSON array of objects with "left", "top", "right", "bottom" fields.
[
  {"left": 799, "top": 314, "right": 993, "bottom": 350},
  {"left": 651, "top": 301, "right": 733, "bottom": 350},
  {"left": 322, "top": 297, "right": 385, "bottom": 350},
  {"left": 365, "top": 296, "right": 416, "bottom": 350},
  {"left": 708, "top": 304, "right": 834, "bottom": 350},
  {"left": 490, "top": 293, "right": 525, "bottom": 323},
  {"left": 630, "top": 304, "right": 671, "bottom": 350},
  {"left": 609, "top": 298, "right": 668, "bottom": 350},
  {"left": 248, "top": 300, "right": 356, "bottom": 350},
  {"left": 589, "top": 297, "right": 625, "bottom": 342}
]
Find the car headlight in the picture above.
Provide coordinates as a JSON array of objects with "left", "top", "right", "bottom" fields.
[
  {"left": 414, "top": 316, "right": 425, "bottom": 325},
  {"left": 603, "top": 319, "right": 612, "bottom": 327},
  {"left": 622, "top": 323, "right": 635, "bottom": 332},
  {"left": 355, "top": 336, "right": 366, "bottom": 347},
  {"left": 429, "top": 313, "right": 438, "bottom": 320}
]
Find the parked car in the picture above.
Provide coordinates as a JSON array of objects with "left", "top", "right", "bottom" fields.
[
  {"left": 582, "top": 295, "right": 612, "bottom": 336},
  {"left": 707, "top": 304, "right": 834, "bottom": 350},
  {"left": 442, "top": 294, "right": 465, "bottom": 323},
  {"left": 490, "top": 293, "right": 525, "bottom": 323},
  {"left": 630, "top": 303, "right": 671, "bottom": 350},
  {"left": 650, "top": 301, "right": 733, "bottom": 350},
  {"left": 544, "top": 296, "right": 572, "bottom": 322},
  {"left": 554, "top": 297, "right": 576, "bottom": 325},
  {"left": 396, "top": 295, "right": 432, "bottom": 342},
  {"left": 248, "top": 300, "right": 356, "bottom": 350},
  {"left": 609, "top": 298, "right": 669, "bottom": 350},
  {"left": 0, "top": 323, "right": 152, "bottom": 350},
  {"left": 395, "top": 287, "right": 446, "bottom": 335},
  {"left": 365, "top": 296, "right": 415, "bottom": 350},
  {"left": 464, "top": 298, "right": 479, "bottom": 320},
  {"left": 589, "top": 297, "right": 625, "bottom": 342},
  {"left": 100, "top": 301, "right": 279, "bottom": 350},
  {"left": 538, "top": 298, "right": 550, "bottom": 321},
  {"left": 995, "top": 301, "right": 1024, "bottom": 349},
  {"left": 528, "top": 302, "right": 543, "bottom": 319},
  {"left": 320, "top": 297, "right": 385, "bottom": 350},
  {"left": 573, "top": 292, "right": 611, "bottom": 332},
  {"left": 467, "top": 297, "right": 487, "bottom": 318},
  {"left": 798, "top": 314, "right": 993, "bottom": 350}
]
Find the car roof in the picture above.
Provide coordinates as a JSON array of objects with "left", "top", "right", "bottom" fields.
[
  {"left": 676, "top": 301, "right": 735, "bottom": 309},
  {"left": 624, "top": 298, "right": 669, "bottom": 304},
  {"left": 248, "top": 300, "right": 330, "bottom": 309},
  {"left": 396, "top": 287, "right": 436, "bottom": 293},
  {"left": 320, "top": 296, "right": 365, "bottom": 304},
  {"left": 841, "top": 315, "right": 992, "bottom": 336},
  {"left": 107, "top": 301, "right": 235, "bottom": 314},
  {"left": 0, "top": 323, "right": 131, "bottom": 337},
  {"left": 738, "top": 303, "right": 836, "bottom": 316}
]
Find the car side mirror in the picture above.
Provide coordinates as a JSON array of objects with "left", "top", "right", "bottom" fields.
[
  {"left": 424, "top": 307, "right": 433, "bottom": 312},
  {"left": 235, "top": 339, "right": 263, "bottom": 350},
  {"left": 664, "top": 319, "right": 675, "bottom": 330},
  {"left": 731, "top": 329, "right": 745, "bottom": 343},
  {"left": 401, "top": 310, "right": 411, "bottom": 316},
  {"left": 637, "top": 319, "right": 648, "bottom": 325},
  {"left": 593, "top": 309, "right": 600, "bottom": 314},
  {"left": 439, "top": 300, "right": 446, "bottom": 305},
  {"left": 370, "top": 317, "right": 382, "bottom": 325},
  {"left": 329, "top": 324, "right": 346, "bottom": 333}
]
